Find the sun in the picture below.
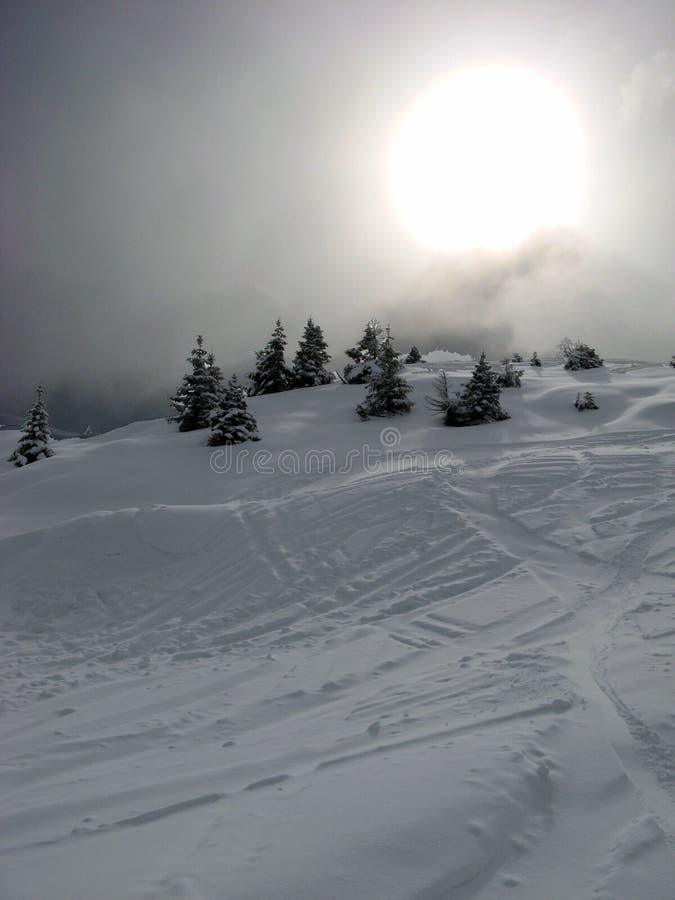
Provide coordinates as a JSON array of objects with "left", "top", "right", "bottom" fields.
[{"left": 389, "top": 67, "right": 587, "bottom": 252}]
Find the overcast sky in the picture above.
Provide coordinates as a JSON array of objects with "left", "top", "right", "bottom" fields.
[{"left": 2, "top": 0, "right": 674, "bottom": 430}]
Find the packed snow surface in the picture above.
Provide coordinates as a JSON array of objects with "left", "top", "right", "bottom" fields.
[{"left": 1, "top": 363, "right": 674, "bottom": 899}]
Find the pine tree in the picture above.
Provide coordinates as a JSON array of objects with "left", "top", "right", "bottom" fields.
[
  {"left": 425, "top": 369, "right": 453, "bottom": 415},
  {"left": 249, "top": 319, "right": 292, "bottom": 395},
  {"left": 208, "top": 374, "right": 260, "bottom": 445},
  {"left": 669, "top": 355, "right": 675, "bottom": 368},
  {"left": 292, "top": 318, "right": 332, "bottom": 387},
  {"left": 344, "top": 319, "right": 382, "bottom": 383},
  {"left": 405, "top": 346, "right": 422, "bottom": 364},
  {"left": 496, "top": 359, "right": 524, "bottom": 387},
  {"left": 445, "top": 352, "right": 510, "bottom": 426},
  {"left": 574, "top": 391, "right": 598, "bottom": 411},
  {"left": 511, "top": 352, "right": 523, "bottom": 363},
  {"left": 356, "top": 327, "right": 413, "bottom": 419},
  {"left": 169, "top": 335, "right": 223, "bottom": 431},
  {"left": 530, "top": 351, "right": 542, "bottom": 367},
  {"left": 8, "top": 386, "right": 54, "bottom": 466}
]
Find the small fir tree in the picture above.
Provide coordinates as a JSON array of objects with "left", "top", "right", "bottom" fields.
[
  {"left": 530, "top": 351, "right": 542, "bottom": 367},
  {"left": 344, "top": 319, "right": 382, "bottom": 383},
  {"left": 169, "top": 335, "right": 223, "bottom": 431},
  {"left": 574, "top": 391, "right": 599, "bottom": 411},
  {"left": 405, "top": 346, "right": 423, "bottom": 364},
  {"left": 250, "top": 319, "right": 292, "bottom": 395},
  {"left": 292, "top": 318, "right": 332, "bottom": 387},
  {"left": 511, "top": 352, "right": 523, "bottom": 363},
  {"left": 425, "top": 369, "right": 452, "bottom": 415},
  {"left": 356, "top": 327, "right": 413, "bottom": 419},
  {"left": 445, "top": 352, "right": 510, "bottom": 426},
  {"left": 8, "top": 386, "right": 54, "bottom": 466},
  {"left": 669, "top": 355, "right": 675, "bottom": 368},
  {"left": 557, "top": 336, "right": 575, "bottom": 360},
  {"left": 208, "top": 374, "right": 260, "bottom": 445},
  {"left": 496, "top": 359, "right": 524, "bottom": 387}
]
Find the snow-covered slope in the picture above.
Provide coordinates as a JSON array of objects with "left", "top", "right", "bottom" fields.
[{"left": 1, "top": 364, "right": 674, "bottom": 899}]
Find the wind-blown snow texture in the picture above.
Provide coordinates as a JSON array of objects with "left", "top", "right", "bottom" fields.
[{"left": 1, "top": 363, "right": 674, "bottom": 899}]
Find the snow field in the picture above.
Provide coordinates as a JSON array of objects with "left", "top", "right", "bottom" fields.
[{"left": 0, "top": 363, "right": 674, "bottom": 898}]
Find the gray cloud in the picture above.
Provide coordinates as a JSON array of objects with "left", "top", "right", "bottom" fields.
[{"left": 619, "top": 50, "right": 675, "bottom": 126}]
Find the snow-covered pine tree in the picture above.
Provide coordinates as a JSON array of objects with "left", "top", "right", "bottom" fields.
[
  {"left": 562, "top": 340, "right": 604, "bottom": 370},
  {"left": 445, "top": 352, "right": 510, "bottom": 426},
  {"left": 344, "top": 318, "right": 382, "bottom": 383},
  {"left": 169, "top": 335, "right": 223, "bottom": 431},
  {"left": 511, "top": 352, "right": 523, "bottom": 363},
  {"left": 8, "top": 386, "right": 55, "bottom": 466},
  {"left": 249, "top": 319, "right": 292, "bottom": 395},
  {"left": 405, "top": 346, "right": 422, "bottom": 364},
  {"left": 292, "top": 318, "right": 332, "bottom": 387},
  {"left": 496, "top": 359, "right": 524, "bottom": 387},
  {"left": 208, "top": 374, "right": 260, "bottom": 445},
  {"left": 530, "top": 351, "right": 542, "bottom": 367},
  {"left": 356, "top": 327, "right": 413, "bottom": 419},
  {"left": 424, "top": 369, "right": 454, "bottom": 415},
  {"left": 574, "top": 391, "right": 598, "bottom": 410},
  {"left": 669, "top": 355, "right": 675, "bottom": 368}
]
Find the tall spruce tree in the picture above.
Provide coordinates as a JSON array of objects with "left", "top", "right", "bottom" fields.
[
  {"left": 169, "top": 335, "right": 223, "bottom": 431},
  {"left": 208, "top": 374, "right": 260, "bottom": 445},
  {"left": 250, "top": 319, "right": 292, "bottom": 395},
  {"left": 445, "top": 352, "right": 510, "bottom": 426},
  {"left": 356, "top": 327, "right": 413, "bottom": 419},
  {"left": 8, "top": 386, "right": 54, "bottom": 466},
  {"left": 344, "top": 318, "right": 382, "bottom": 383},
  {"left": 292, "top": 318, "right": 332, "bottom": 387}
]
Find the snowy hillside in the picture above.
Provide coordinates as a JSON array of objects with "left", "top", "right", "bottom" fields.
[{"left": 1, "top": 364, "right": 674, "bottom": 899}]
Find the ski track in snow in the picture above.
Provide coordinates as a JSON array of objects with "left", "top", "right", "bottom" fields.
[{"left": 0, "top": 365, "right": 674, "bottom": 899}]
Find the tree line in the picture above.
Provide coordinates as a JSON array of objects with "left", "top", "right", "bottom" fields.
[{"left": 10, "top": 316, "right": 662, "bottom": 466}]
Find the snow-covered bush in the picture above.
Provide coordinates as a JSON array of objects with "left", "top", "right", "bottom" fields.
[
  {"left": 574, "top": 391, "right": 598, "bottom": 411},
  {"left": 496, "top": 359, "right": 524, "bottom": 388},
  {"left": 562, "top": 341, "right": 604, "bottom": 370}
]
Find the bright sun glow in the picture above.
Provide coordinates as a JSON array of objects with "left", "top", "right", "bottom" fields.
[{"left": 389, "top": 67, "right": 587, "bottom": 252}]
